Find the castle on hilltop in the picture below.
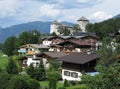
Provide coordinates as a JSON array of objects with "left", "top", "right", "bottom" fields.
[{"left": 50, "top": 17, "right": 89, "bottom": 35}]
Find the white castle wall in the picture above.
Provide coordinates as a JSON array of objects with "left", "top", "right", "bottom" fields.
[
  {"left": 50, "top": 24, "right": 60, "bottom": 35},
  {"left": 77, "top": 20, "right": 89, "bottom": 32}
]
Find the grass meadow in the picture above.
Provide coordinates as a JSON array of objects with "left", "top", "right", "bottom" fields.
[{"left": 0, "top": 50, "right": 8, "bottom": 69}]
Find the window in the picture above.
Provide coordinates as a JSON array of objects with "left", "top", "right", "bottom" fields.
[
  {"left": 64, "top": 71, "right": 70, "bottom": 76},
  {"left": 26, "top": 48, "right": 28, "bottom": 51},
  {"left": 71, "top": 72, "right": 78, "bottom": 78},
  {"left": 23, "top": 60, "right": 27, "bottom": 64},
  {"left": 36, "top": 62, "right": 39, "bottom": 67}
]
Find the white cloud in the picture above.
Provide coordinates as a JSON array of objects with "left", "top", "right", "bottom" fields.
[
  {"left": 77, "top": 0, "right": 91, "bottom": 3},
  {"left": 58, "top": 0, "right": 65, "bottom": 3},
  {"left": 39, "top": 4, "right": 60, "bottom": 17},
  {"left": 0, "top": 0, "right": 61, "bottom": 22},
  {"left": 16, "top": 3, "right": 61, "bottom": 22},
  {"left": 89, "top": 11, "right": 112, "bottom": 22},
  {"left": 59, "top": 15, "right": 76, "bottom": 22},
  {"left": 0, "top": 0, "right": 120, "bottom": 27},
  {"left": 0, "top": 0, "right": 20, "bottom": 18}
]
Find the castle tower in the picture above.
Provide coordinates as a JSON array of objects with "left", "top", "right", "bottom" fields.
[
  {"left": 77, "top": 17, "right": 89, "bottom": 32},
  {"left": 50, "top": 20, "right": 61, "bottom": 35}
]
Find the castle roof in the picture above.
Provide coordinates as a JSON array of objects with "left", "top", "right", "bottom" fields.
[
  {"left": 51, "top": 20, "right": 61, "bottom": 25},
  {"left": 77, "top": 17, "right": 89, "bottom": 21}
]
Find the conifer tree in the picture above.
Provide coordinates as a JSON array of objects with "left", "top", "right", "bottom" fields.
[
  {"left": 6, "top": 57, "right": 18, "bottom": 75},
  {"left": 39, "top": 59, "right": 46, "bottom": 80},
  {"left": 49, "top": 77, "right": 57, "bottom": 89},
  {"left": 33, "top": 60, "right": 46, "bottom": 80},
  {"left": 27, "top": 63, "right": 35, "bottom": 78}
]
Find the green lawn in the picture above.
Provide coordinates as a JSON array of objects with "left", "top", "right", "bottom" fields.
[
  {"left": 66, "top": 84, "right": 87, "bottom": 89},
  {"left": 40, "top": 81, "right": 87, "bottom": 89},
  {"left": 0, "top": 51, "right": 8, "bottom": 69},
  {"left": 40, "top": 81, "right": 63, "bottom": 89}
]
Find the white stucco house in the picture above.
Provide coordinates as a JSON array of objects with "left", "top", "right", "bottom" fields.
[{"left": 18, "top": 55, "right": 49, "bottom": 69}]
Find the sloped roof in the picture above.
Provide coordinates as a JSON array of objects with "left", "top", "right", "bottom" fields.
[
  {"left": 77, "top": 17, "right": 89, "bottom": 21},
  {"left": 30, "top": 44, "right": 49, "bottom": 49},
  {"left": 19, "top": 44, "right": 49, "bottom": 49},
  {"left": 42, "top": 35, "right": 99, "bottom": 41},
  {"left": 72, "top": 31, "right": 98, "bottom": 39},
  {"left": 58, "top": 40, "right": 95, "bottom": 47},
  {"left": 57, "top": 53, "right": 99, "bottom": 64},
  {"left": 43, "top": 52, "right": 66, "bottom": 58}
]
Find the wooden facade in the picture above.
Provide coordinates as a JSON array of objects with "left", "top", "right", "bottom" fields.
[{"left": 62, "top": 59, "right": 97, "bottom": 72}]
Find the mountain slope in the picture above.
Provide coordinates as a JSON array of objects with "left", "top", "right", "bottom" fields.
[
  {"left": 112, "top": 14, "right": 120, "bottom": 19},
  {"left": 0, "top": 26, "right": 2, "bottom": 29},
  {"left": 0, "top": 21, "right": 74, "bottom": 43}
]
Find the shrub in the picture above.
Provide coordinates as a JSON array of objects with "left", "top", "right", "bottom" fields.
[
  {"left": 27, "top": 79, "right": 41, "bottom": 89},
  {"left": 64, "top": 79, "right": 70, "bottom": 87},
  {"left": 0, "top": 73, "right": 12, "bottom": 89},
  {"left": 69, "top": 81, "right": 77, "bottom": 86}
]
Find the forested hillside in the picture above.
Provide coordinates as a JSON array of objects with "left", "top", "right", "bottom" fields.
[{"left": 86, "top": 18, "right": 120, "bottom": 39}]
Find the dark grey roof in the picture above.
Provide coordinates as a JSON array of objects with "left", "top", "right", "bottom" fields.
[
  {"left": 77, "top": 17, "right": 89, "bottom": 21},
  {"left": 43, "top": 52, "right": 66, "bottom": 58},
  {"left": 72, "top": 31, "right": 98, "bottom": 38},
  {"left": 57, "top": 53, "right": 99, "bottom": 64},
  {"left": 107, "top": 30, "right": 120, "bottom": 37},
  {"left": 107, "top": 33, "right": 115, "bottom": 37},
  {"left": 42, "top": 35, "right": 98, "bottom": 41}
]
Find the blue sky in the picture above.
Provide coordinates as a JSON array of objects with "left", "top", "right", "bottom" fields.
[{"left": 0, "top": 0, "right": 120, "bottom": 27}]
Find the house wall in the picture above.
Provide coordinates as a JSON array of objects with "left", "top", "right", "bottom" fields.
[
  {"left": 63, "top": 60, "right": 96, "bottom": 73},
  {"left": 42, "top": 40, "right": 52, "bottom": 46},
  {"left": 51, "top": 38, "right": 64, "bottom": 45},
  {"left": 49, "top": 48, "right": 61, "bottom": 52},
  {"left": 42, "top": 58, "right": 50, "bottom": 69},
  {"left": 27, "top": 57, "right": 40, "bottom": 67},
  {"left": 62, "top": 62, "right": 81, "bottom": 71},
  {"left": 18, "top": 46, "right": 41, "bottom": 55},
  {"left": 62, "top": 69, "right": 82, "bottom": 81},
  {"left": 59, "top": 42, "right": 91, "bottom": 53},
  {"left": 22, "top": 56, "right": 49, "bottom": 69}
]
